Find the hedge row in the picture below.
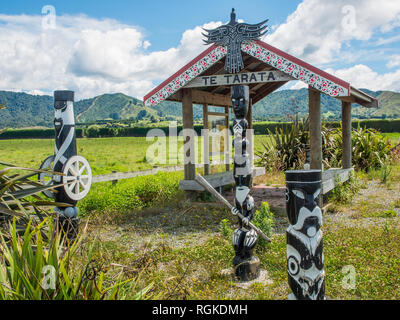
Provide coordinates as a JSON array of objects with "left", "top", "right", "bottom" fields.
[
  {"left": 1, "top": 119, "right": 399, "bottom": 139},
  {"left": 0, "top": 128, "right": 84, "bottom": 139}
]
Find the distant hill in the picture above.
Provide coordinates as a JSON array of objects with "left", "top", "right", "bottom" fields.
[{"left": 1, "top": 89, "right": 400, "bottom": 129}]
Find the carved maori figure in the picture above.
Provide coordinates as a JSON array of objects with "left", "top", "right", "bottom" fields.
[
  {"left": 39, "top": 91, "right": 92, "bottom": 240},
  {"left": 285, "top": 170, "right": 325, "bottom": 300},
  {"left": 230, "top": 85, "right": 260, "bottom": 281},
  {"left": 202, "top": 9, "right": 268, "bottom": 73}
]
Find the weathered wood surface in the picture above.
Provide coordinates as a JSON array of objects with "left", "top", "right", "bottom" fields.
[
  {"left": 342, "top": 101, "right": 352, "bottom": 169},
  {"left": 322, "top": 168, "right": 354, "bottom": 194},
  {"left": 184, "top": 71, "right": 293, "bottom": 88},
  {"left": 169, "top": 89, "right": 231, "bottom": 107},
  {"left": 92, "top": 160, "right": 234, "bottom": 184},
  {"left": 179, "top": 167, "right": 266, "bottom": 191},
  {"left": 309, "top": 87, "right": 322, "bottom": 170}
]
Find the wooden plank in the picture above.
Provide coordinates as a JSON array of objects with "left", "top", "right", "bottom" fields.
[
  {"left": 93, "top": 168, "right": 159, "bottom": 183},
  {"left": 309, "top": 87, "right": 322, "bottom": 170},
  {"left": 342, "top": 101, "right": 352, "bottom": 169},
  {"left": 207, "top": 111, "right": 228, "bottom": 116},
  {"left": 179, "top": 167, "right": 266, "bottom": 191},
  {"left": 171, "top": 89, "right": 231, "bottom": 107},
  {"left": 322, "top": 168, "right": 353, "bottom": 194},
  {"left": 184, "top": 71, "right": 293, "bottom": 88}
]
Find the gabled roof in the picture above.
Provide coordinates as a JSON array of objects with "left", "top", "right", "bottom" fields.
[{"left": 143, "top": 39, "right": 378, "bottom": 108}]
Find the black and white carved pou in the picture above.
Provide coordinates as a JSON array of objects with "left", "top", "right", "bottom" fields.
[
  {"left": 230, "top": 85, "right": 260, "bottom": 281},
  {"left": 53, "top": 90, "right": 77, "bottom": 201},
  {"left": 202, "top": 9, "right": 268, "bottom": 73},
  {"left": 285, "top": 170, "right": 325, "bottom": 300},
  {"left": 39, "top": 91, "right": 92, "bottom": 239}
]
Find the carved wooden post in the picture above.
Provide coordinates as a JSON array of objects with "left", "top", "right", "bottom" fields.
[
  {"left": 285, "top": 170, "right": 325, "bottom": 300},
  {"left": 309, "top": 87, "right": 322, "bottom": 170},
  {"left": 342, "top": 101, "right": 352, "bottom": 169},
  {"left": 53, "top": 90, "right": 92, "bottom": 240},
  {"left": 231, "top": 85, "right": 260, "bottom": 281}
]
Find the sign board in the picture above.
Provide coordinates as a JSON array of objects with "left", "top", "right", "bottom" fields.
[{"left": 185, "top": 71, "right": 293, "bottom": 88}]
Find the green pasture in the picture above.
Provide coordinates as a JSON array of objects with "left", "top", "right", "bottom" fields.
[{"left": 0, "top": 135, "right": 271, "bottom": 175}]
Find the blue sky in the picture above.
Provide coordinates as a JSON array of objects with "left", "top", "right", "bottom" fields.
[
  {"left": 0, "top": 0, "right": 300, "bottom": 51},
  {"left": 0, "top": 0, "right": 399, "bottom": 99}
]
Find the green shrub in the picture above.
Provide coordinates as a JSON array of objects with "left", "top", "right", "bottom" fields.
[
  {"left": 253, "top": 202, "right": 275, "bottom": 248},
  {"left": 219, "top": 218, "right": 234, "bottom": 239},
  {"left": 329, "top": 172, "right": 361, "bottom": 205},
  {"left": 257, "top": 115, "right": 309, "bottom": 171},
  {"left": 352, "top": 126, "right": 392, "bottom": 172}
]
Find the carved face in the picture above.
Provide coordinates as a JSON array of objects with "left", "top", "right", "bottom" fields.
[
  {"left": 285, "top": 171, "right": 322, "bottom": 228},
  {"left": 231, "top": 85, "right": 249, "bottom": 119},
  {"left": 54, "top": 101, "right": 75, "bottom": 131},
  {"left": 287, "top": 232, "right": 325, "bottom": 300}
]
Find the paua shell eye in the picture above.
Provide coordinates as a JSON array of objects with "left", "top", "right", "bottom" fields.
[
  {"left": 292, "top": 189, "right": 305, "bottom": 200},
  {"left": 288, "top": 256, "right": 300, "bottom": 276}
]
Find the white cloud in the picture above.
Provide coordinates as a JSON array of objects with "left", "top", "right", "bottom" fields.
[
  {"left": 264, "top": 0, "right": 400, "bottom": 64},
  {"left": 387, "top": 55, "right": 400, "bottom": 68},
  {"left": 0, "top": 13, "right": 221, "bottom": 100},
  {"left": 326, "top": 64, "right": 400, "bottom": 91},
  {"left": 1, "top": 0, "right": 400, "bottom": 103}
]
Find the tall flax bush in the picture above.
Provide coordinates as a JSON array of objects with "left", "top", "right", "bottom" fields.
[
  {"left": 352, "top": 127, "right": 392, "bottom": 171},
  {"left": 257, "top": 118, "right": 391, "bottom": 172},
  {"left": 0, "top": 162, "right": 151, "bottom": 300},
  {"left": 0, "top": 218, "right": 152, "bottom": 300}
]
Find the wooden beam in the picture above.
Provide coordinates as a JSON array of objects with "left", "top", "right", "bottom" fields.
[
  {"left": 309, "top": 87, "right": 322, "bottom": 170},
  {"left": 182, "top": 89, "right": 196, "bottom": 181},
  {"left": 322, "top": 168, "right": 354, "bottom": 194},
  {"left": 342, "top": 101, "right": 352, "bottom": 169},
  {"left": 252, "top": 81, "right": 288, "bottom": 104},
  {"left": 171, "top": 89, "right": 231, "bottom": 107},
  {"left": 179, "top": 167, "right": 266, "bottom": 191}
]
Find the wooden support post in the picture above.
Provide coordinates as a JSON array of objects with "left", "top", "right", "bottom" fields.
[
  {"left": 203, "top": 104, "right": 210, "bottom": 176},
  {"left": 309, "top": 87, "right": 322, "bottom": 170},
  {"left": 225, "top": 105, "right": 230, "bottom": 172},
  {"left": 246, "top": 98, "right": 253, "bottom": 130},
  {"left": 182, "top": 89, "right": 196, "bottom": 183},
  {"left": 342, "top": 101, "right": 352, "bottom": 169}
]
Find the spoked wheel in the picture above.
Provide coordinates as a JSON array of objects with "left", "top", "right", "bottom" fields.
[
  {"left": 38, "top": 155, "right": 56, "bottom": 199},
  {"left": 60, "top": 155, "right": 92, "bottom": 203}
]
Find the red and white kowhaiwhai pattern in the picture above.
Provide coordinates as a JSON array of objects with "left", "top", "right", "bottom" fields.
[
  {"left": 144, "top": 46, "right": 227, "bottom": 107},
  {"left": 241, "top": 41, "right": 349, "bottom": 97},
  {"left": 144, "top": 41, "right": 350, "bottom": 107}
]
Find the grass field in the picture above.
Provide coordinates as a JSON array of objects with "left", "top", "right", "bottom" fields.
[
  {"left": 0, "top": 135, "right": 272, "bottom": 175},
  {"left": 1, "top": 132, "right": 400, "bottom": 300}
]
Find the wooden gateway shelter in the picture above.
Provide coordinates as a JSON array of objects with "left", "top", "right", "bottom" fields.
[{"left": 143, "top": 38, "right": 378, "bottom": 196}]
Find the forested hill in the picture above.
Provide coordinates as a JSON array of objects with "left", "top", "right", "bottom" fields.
[{"left": 1, "top": 89, "right": 400, "bottom": 129}]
